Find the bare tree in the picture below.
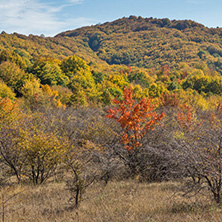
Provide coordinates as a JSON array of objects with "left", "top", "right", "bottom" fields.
[
  {"left": 160, "top": 108, "right": 222, "bottom": 203},
  {"left": 0, "top": 126, "right": 24, "bottom": 183}
]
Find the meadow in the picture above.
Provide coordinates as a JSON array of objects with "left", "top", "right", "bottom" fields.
[{"left": 1, "top": 179, "right": 222, "bottom": 222}]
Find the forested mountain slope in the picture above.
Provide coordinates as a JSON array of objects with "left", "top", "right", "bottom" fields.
[
  {"left": 0, "top": 31, "right": 106, "bottom": 65},
  {"left": 50, "top": 16, "right": 222, "bottom": 73},
  {"left": 2, "top": 16, "right": 222, "bottom": 110},
  {"left": 1, "top": 16, "right": 222, "bottom": 72}
]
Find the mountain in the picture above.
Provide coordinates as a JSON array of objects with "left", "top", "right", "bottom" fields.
[
  {"left": 2, "top": 16, "right": 222, "bottom": 109},
  {"left": 1, "top": 16, "right": 222, "bottom": 72},
  {"left": 0, "top": 31, "right": 106, "bottom": 65},
  {"left": 55, "top": 16, "right": 222, "bottom": 72},
  {"left": 1, "top": 16, "right": 222, "bottom": 73}
]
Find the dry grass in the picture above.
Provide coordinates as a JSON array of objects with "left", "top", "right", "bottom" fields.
[{"left": 1, "top": 180, "right": 222, "bottom": 222}]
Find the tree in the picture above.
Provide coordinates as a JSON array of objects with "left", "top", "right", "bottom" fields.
[
  {"left": 0, "top": 61, "right": 26, "bottom": 94},
  {"left": 158, "top": 104, "right": 222, "bottom": 203},
  {"left": 107, "top": 74, "right": 128, "bottom": 88},
  {"left": 0, "top": 98, "right": 24, "bottom": 182},
  {"left": 31, "top": 58, "right": 68, "bottom": 86},
  {"left": 176, "top": 110, "right": 222, "bottom": 203},
  {"left": 0, "top": 81, "right": 16, "bottom": 100},
  {"left": 65, "top": 146, "right": 97, "bottom": 208},
  {"left": 20, "top": 129, "right": 66, "bottom": 184},
  {"left": 61, "top": 55, "right": 90, "bottom": 79},
  {"left": 0, "top": 50, "right": 27, "bottom": 70},
  {"left": 106, "top": 86, "right": 164, "bottom": 176},
  {"left": 0, "top": 100, "right": 66, "bottom": 184},
  {"left": 106, "top": 86, "right": 164, "bottom": 151},
  {"left": 61, "top": 55, "right": 99, "bottom": 105},
  {"left": 19, "top": 75, "right": 43, "bottom": 110}
]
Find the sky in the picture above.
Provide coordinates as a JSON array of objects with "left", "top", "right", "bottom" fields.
[{"left": 0, "top": 0, "right": 222, "bottom": 37}]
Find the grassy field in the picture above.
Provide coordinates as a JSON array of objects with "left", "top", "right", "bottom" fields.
[{"left": 1, "top": 180, "right": 222, "bottom": 222}]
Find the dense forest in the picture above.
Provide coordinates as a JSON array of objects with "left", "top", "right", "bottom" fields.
[
  {"left": 2, "top": 16, "right": 222, "bottom": 72},
  {"left": 2, "top": 16, "right": 222, "bottom": 107},
  {"left": 2, "top": 16, "right": 222, "bottom": 221}
]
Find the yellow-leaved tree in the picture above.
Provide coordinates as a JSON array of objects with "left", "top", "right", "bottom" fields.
[{"left": 20, "top": 129, "right": 66, "bottom": 184}]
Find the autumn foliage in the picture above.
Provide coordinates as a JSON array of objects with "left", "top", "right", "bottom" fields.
[
  {"left": 106, "top": 87, "right": 165, "bottom": 151},
  {"left": 160, "top": 92, "right": 179, "bottom": 108},
  {"left": 177, "top": 104, "right": 193, "bottom": 131}
]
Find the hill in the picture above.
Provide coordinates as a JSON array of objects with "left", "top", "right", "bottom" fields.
[
  {"left": 2, "top": 16, "right": 222, "bottom": 72},
  {"left": 0, "top": 31, "right": 106, "bottom": 65},
  {"left": 2, "top": 16, "right": 222, "bottom": 109},
  {"left": 56, "top": 16, "right": 222, "bottom": 72},
  {"left": 1, "top": 17, "right": 222, "bottom": 71}
]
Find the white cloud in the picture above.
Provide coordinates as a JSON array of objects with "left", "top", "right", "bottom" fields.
[{"left": 0, "top": 0, "right": 96, "bottom": 36}]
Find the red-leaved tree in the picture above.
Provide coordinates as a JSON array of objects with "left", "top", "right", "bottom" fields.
[{"left": 106, "top": 87, "right": 165, "bottom": 151}]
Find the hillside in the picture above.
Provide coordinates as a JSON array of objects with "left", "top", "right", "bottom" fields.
[
  {"left": 0, "top": 31, "right": 106, "bottom": 65},
  {"left": 2, "top": 16, "right": 222, "bottom": 73},
  {"left": 56, "top": 16, "right": 222, "bottom": 72},
  {"left": 2, "top": 16, "right": 222, "bottom": 109}
]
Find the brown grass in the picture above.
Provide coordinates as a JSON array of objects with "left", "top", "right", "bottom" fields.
[{"left": 1, "top": 180, "right": 222, "bottom": 222}]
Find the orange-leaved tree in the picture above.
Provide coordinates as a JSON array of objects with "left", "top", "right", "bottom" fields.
[
  {"left": 177, "top": 103, "right": 193, "bottom": 132},
  {"left": 106, "top": 86, "right": 165, "bottom": 151}
]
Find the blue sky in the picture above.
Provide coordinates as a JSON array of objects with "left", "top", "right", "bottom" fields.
[{"left": 0, "top": 0, "right": 221, "bottom": 36}]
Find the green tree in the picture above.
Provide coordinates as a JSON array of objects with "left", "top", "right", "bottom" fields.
[{"left": 31, "top": 58, "right": 68, "bottom": 86}]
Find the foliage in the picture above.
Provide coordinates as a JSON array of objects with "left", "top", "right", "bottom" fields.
[
  {"left": 3, "top": 15, "right": 222, "bottom": 207},
  {"left": 0, "top": 49, "right": 27, "bottom": 70},
  {"left": 56, "top": 17, "right": 222, "bottom": 73},
  {"left": 0, "top": 101, "right": 67, "bottom": 184},
  {"left": 2, "top": 16, "right": 222, "bottom": 73},
  {"left": 20, "top": 129, "right": 66, "bottom": 184},
  {"left": 31, "top": 57, "right": 68, "bottom": 86},
  {"left": 175, "top": 110, "right": 222, "bottom": 203},
  {"left": 0, "top": 61, "right": 26, "bottom": 94},
  {"left": 182, "top": 73, "right": 222, "bottom": 95},
  {"left": 19, "top": 75, "right": 42, "bottom": 99},
  {"left": 0, "top": 98, "right": 24, "bottom": 182},
  {"left": 61, "top": 55, "right": 90, "bottom": 79},
  {"left": 0, "top": 81, "right": 16, "bottom": 100},
  {"left": 106, "top": 86, "right": 164, "bottom": 151},
  {"left": 128, "top": 71, "right": 151, "bottom": 88}
]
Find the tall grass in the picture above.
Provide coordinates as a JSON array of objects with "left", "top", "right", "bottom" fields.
[{"left": 1, "top": 180, "right": 222, "bottom": 222}]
